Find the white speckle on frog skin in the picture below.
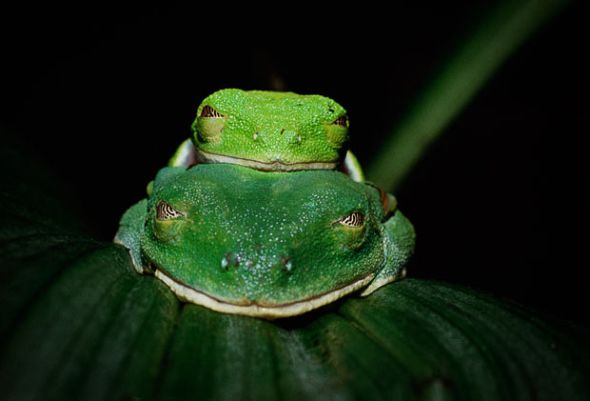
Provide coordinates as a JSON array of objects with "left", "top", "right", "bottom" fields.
[{"left": 221, "top": 255, "right": 230, "bottom": 270}]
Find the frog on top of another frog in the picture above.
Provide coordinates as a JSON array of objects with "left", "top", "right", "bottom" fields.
[
  {"left": 169, "top": 88, "right": 364, "bottom": 181},
  {"left": 115, "top": 88, "right": 414, "bottom": 319}
]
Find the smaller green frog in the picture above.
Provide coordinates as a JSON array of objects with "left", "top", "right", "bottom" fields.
[
  {"left": 170, "top": 89, "right": 364, "bottom": 181},
  {"left": 115, "top": 164, "right": 414, "bottom": 319}
]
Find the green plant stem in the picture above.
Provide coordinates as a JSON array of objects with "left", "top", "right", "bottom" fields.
[{"left": 367, "top": 0, "right": 568, "bottom": 191}]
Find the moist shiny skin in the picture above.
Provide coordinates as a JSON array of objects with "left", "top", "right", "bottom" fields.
[{"left": 115, "top": 164, "right": 415, "bottom": 318}]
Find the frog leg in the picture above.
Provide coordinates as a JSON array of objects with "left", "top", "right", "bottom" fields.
[
  {"left": 114, "top": 199, "right": 148, "bottom": 274},
  {"left": 168, "top": 138, "right": 198, "bottom": 167},
  {"left": 340, "top": 150, "right": 365, "bottom": 182},
  {"left": 360, "top": 209, "right": 416, "bottom": 296}
]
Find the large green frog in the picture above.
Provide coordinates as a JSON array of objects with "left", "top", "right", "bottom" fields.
[{"left": 115, "top": 164, "right": 415, "bottom": 319}]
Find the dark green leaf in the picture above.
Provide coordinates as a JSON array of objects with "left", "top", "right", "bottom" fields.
[{"left": 1, "top": 143, "right": 589, "bottom": 401}]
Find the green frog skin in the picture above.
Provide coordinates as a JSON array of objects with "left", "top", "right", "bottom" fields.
[
  {"left": 169, "top": 89, "right": 364, "bottom": 181},
  {"left": 115, "top": 164, "right": 415, "bottom": 319}
]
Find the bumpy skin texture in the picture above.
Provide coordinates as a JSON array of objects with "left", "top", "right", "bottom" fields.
[
  {"left": 115, "top": 164, "right": 415, "bottom": 318},
  {"left": 189, "top": 89, "right": 350, "bottom": 170}
]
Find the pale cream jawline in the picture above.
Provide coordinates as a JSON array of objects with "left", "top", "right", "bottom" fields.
[
  {"left": 196, "top": 149, "right": 337, "bottom": 171},
  {"left": 155, "top": 269, "right": 375, "bottom": 319}
]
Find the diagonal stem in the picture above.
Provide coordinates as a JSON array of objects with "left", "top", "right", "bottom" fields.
[{"left": 366, "top": 0, "right": 568, "bottom": 191}]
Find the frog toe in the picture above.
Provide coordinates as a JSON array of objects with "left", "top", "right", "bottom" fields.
[
  {"left": 360, "top": 209, "right": 415, "bottom": 296},
  {"left": 168, "top": 138, "right": 198, "bottom": 167},
  {"left": 114, "top": 199, "right": 148, "bottom": 274},
  {"left": 360, "top": 267, "right": 407, "bottom": 296}
]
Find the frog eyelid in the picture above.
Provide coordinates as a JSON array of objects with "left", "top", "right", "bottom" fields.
[
  {"left": 200, "top": 105, "right": 224, "bottom": 118},
  {"left": 156, "top": 200, "right": 186, "bottom": 220},
  {"left": 332, "top": 115, "right": 348, "bottom": 127},
  {"left": 336, "top": 211, "right": 365, "bottom": 228}
]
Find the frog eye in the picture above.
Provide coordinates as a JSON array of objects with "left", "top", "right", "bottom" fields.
[
  {"left": 156, "top": 201, "right": 185, "bottom": 220},
  {"left": 325, "top": 115, "right": 349, "bottom": 147},
  {"left": 338, "top": 211, "right": 365, "bottom": 227},
  {"left": 193, "top": 105, "right": 226, "bottom": 144},
  {"left": 333, "top": 115, "right": 349, "bottom": 127},
  {"left": 200, "top": 105, "right": 224, "bottom": 118}
]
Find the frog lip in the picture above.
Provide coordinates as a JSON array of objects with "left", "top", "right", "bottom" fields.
[
  {"left": 196, "top": 149, "right": 337, "bottom": 171},
  {"left": 153, "top": 268, "right": 375, "bottom": 319}
]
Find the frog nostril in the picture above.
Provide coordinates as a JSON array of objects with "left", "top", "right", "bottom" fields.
[
  {"left": 221, "top": 252, "right": 244, "bottom": 271},
  {"left": 280, "top": 256, "right": 294, "bottom": 272},
  {"left": 220, "top": 253, "right": 231, "bottom": 271},
  {"left": 279, "top": 129, "right": 302, "bottom": 145},
  {"left": 221, "top": 252, "right": 292, "bottom": 273}
]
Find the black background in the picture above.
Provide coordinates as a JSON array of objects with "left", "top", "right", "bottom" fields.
[{"left": 1, "top": 3, "right": 587, "bottom": 324}]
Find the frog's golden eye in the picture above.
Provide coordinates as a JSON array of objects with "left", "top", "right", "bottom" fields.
[
  {"left": 156, "top": 201, "right": 185, "bottom": 220},
  {"left": 200, "top": 105, "right": 224, "bottom": 118},
  {"left": 333, "top": 115, "right": 348, "bottom": 127},
  {"left": 338, "top": 211, "right": 364, "bottom": 227}
]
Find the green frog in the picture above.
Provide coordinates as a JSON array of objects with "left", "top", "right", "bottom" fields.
[
  {"left": 169, "top": 88, "right": 364, "bottom": 181},
  {"left": 115, "top": 164, "right": 414, "bottom": 319}
]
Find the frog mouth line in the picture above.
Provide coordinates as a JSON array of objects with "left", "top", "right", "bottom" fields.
[
  {"left": 153, "top": 268, "right": 375, "bottom": 319},
  {"left": 196, "top": 149, "right": 338, "bottom": 171}
]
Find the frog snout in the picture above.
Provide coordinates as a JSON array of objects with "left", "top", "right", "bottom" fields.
[
  {"left": 220, "top": 251, "right": 294, "bottom": 273},
  {"left": 281, "top": 129, "right": 302, "bottom": 145},
  {"left": 255, "top": 128, "right": 303, "bottom": 146}
]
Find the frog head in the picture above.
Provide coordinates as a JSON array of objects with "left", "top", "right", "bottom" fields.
[
  {"left": 134, "top": 164, "right": 414, "bottom": 319},
  {"left": 190, "top": 89, "right": 350, "bottom": 171}
]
